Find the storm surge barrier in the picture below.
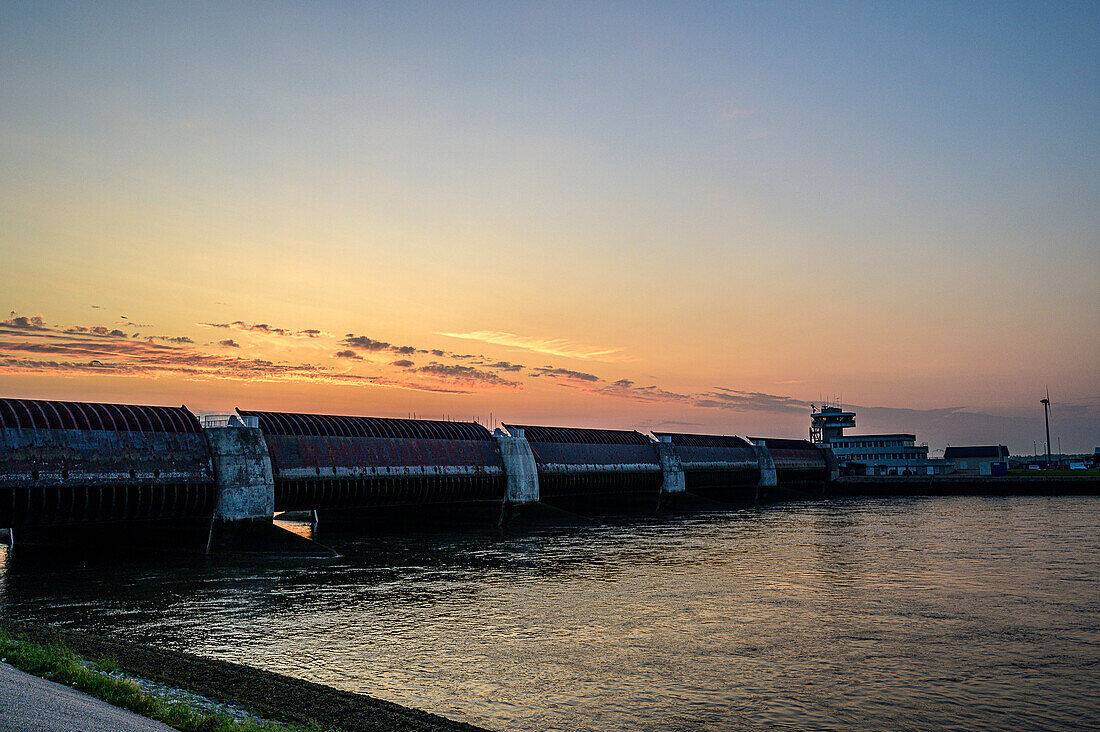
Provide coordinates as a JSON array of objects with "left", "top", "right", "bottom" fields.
[
  {"left": 238, "top": 409, "right": 507, "bottom": 523},
  {"left": 2, "top": 395, "right": 1097, "bottom": 554},
  {"left": 0, "top": 398, "right": 215, "bottom": 529},
  {"left": 749, "top": 437, "right": 836, "bottom": 485},
  {"left": 0, "top": 396, "right": 847, "bottom": 549},
  {"left": 501, "top": 424, "right": 664, "bottom": 513},
  {"left": 653, "top": 432, "right": 764, "bottom": 503}
]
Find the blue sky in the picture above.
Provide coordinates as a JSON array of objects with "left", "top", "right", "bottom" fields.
[{"left": 1, "top": 2, "right": 1097, "bottom": 451}]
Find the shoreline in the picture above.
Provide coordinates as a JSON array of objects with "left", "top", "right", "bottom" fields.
[
  {"left": 0, "top": 621, "right": 490, "bottom": 732},
  {"left": 826, "top": 474, "right": 1100, "bottom": 497}
]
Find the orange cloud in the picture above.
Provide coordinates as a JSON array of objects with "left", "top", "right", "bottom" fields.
[{"left": 436, "top": 330, "right": 627, "bottom": 362}]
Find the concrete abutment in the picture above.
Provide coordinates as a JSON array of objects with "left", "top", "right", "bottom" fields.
[
  {"left": 204, "top": 424, "right": 330, "bottom": 555},
  {"left": 206, "top": 425, "right": 275, "bottom": 522},
  {"left": 495, "top": 428, "right": 539, "bottom": 505}
]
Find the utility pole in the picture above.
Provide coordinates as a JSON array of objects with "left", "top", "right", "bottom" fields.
[{"left": 1041, "top": 388, "right": 1052, "bottom": 468}]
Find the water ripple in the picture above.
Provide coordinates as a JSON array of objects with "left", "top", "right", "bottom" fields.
[{"left": 1, "top": 496, "right": 1098, "bottom": 731}]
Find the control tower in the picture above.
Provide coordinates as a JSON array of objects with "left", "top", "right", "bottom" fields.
[{"left": 810, "top": 404, "right": 856, "bottom": 445}]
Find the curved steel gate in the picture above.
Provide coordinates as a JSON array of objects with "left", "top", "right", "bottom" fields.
[
  {"left": 0, "top": 398, "right": 215, "bottom": 527},
  {"left": 653, "top": 432, "right": 761, "bottom": 497},
  {"left": 504, "top": 424, "right": 662, "bottom": 513},
  {"left": 749, "top": 437, "right": 829, "bottom": 484},
  {"left": 238, "top": 410, "right": 506, "bottom": 514}
]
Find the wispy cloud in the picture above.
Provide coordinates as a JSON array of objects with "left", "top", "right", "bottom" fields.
[
  {"left": 366, "top": 377, "right": 472, "bottom": 395},
  {"left": 0, "top": 346, "right": 369, "bottom": 384},
  {"left": 413, "top": 362, "right": 521, "bottom": 389},
  {"left": 0, "top": 314, "right": 472, "bottom": 396},
  {"left": 14, "top": 309, "right": 1080, "bottom": 453},
  {"left": 531, "top": 366, "right": 600, "bottom": 382},
  {"left": 65, "top": 325, "right": 129, "bottom": 338},
  {"left": 437, "top": 330, "right": 627, "bottom": 361},
  {"left": 3, "top": 313, "right": 49, "bottom": 331},
  {"left": 693, "top": 388, "right": 810, "bottom": 413},
  {"left": 550, "top": 375, "right": 815, "bottom": 416},
  {"left": 341, "top": 334, "right": 392, "bottom": 351},
  {"left": 486, "top": 361, "right": 523, "bottom": 372},
  {"left": 723, "top": 106, "right": 753, "bottom": 120},
  {"left": 0, "top": 312, "right": 819, "bottom": 414},
  {"left": 197, "top": 321, "right": 323, "bottom": 338},
  {"left": 341, "top": 334, "right": 437, "bottom": 359},
  {"left": 5, "top": 312, "right": 533, "bottom": 397}
]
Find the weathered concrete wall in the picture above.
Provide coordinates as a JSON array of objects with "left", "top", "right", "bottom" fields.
[
  {"left": 654, "top": 437, "right": 686, "bottom": 493},
  {"left": 206, "top": 426, "right": 275, "bottom": 521},
  {"left": 754, "top": 445, "right": 778, "bottom": 488},
  {"left": 495, "top": 428, "right": 539, "bottom": 504}
]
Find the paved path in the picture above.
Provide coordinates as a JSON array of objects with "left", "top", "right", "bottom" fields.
[{"left": 0, "top": 662, "right": 176, "bottom": 732}]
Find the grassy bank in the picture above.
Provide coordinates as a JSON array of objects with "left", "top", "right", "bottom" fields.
[
  {"left": 0, "top": 628, "right": 328, "bottom": 732},
  {"left": 0, "top": 622, "right": 489, "bottom": 732}
]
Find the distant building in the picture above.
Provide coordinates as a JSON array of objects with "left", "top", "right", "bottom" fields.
[
  {"left": 810, "top": 405, "right": 950, "bottom": 476},
  {"left": 809, "top": 405, "right": 855, "bottom": 444},
  {"left": 943, "top": 445, "right": 1010, "bottom": 474},
  {"left": 829, "top": 433, "right": 952, "bottom": 476}
]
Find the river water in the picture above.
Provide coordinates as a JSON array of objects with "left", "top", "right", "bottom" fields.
[{"left": 1, "top": 495, "right": 1098, "bottom": 731}]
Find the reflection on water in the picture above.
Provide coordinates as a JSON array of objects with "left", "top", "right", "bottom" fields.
[
  {"left": 2, "top": 496, "right": 1098, "bottom": 731},
  {"left": 273, "top": 516, "right": 314, "bottom": 539}
]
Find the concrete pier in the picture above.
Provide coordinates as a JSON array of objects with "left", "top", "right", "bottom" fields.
[
  {"left": 495, "top": 427, "right": 540, "bottom": 504},
  {"left": 206, "top": 423, "right": 275, "bottom": 522},
  {"left": 204, "top": 420, "right": 330, "bottom": 556},
  {"left": 654, "top": 437, "right": 686, "bottom": 494},
  {"left": 754, "top": 444, "right": 778, "bottom": 489}
]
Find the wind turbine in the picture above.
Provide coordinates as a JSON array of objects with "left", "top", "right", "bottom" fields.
[{"left": 1041, "top": 388, "right": 1052, "bottom": 468}]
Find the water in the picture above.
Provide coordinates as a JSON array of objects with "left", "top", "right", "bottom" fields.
[{"left": 2, "top": 496, "right": 1098, "bottom": 731}]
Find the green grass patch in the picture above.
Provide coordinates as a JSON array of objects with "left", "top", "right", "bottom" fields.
[{"left": 0, "top": 629, "right": 331, "bottom": 732}]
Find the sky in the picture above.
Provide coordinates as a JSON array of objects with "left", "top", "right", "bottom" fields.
[{"left": 1, "top": 2, "right": 1097, "bottom": 453}]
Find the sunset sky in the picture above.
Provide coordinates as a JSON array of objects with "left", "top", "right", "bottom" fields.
[{"left": 1, "top": 2, "right": 1097, "bottom": 453}]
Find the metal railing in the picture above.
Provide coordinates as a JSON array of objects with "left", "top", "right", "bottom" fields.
[{"left": 198, "top": 414, "right": 258, "bottom": 429}]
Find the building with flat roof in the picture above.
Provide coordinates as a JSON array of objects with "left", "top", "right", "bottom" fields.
[
  {"left": 943, "top": 445, "right": 1009, "bottom": 474},
  {"left": 810, "top": 405, "right": 951, "bottom": 476}
]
